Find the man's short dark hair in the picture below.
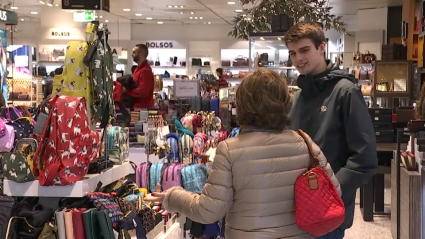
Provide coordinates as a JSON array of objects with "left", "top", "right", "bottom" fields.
[
  {"left": 284, "top": 21, "right": 326, "bottom": 49},
  {"left": 135, "top": 44, "right": 149, "bottom": 57},
  {"left": 216, "top": 68, "right": 223, "bottom": 75}
]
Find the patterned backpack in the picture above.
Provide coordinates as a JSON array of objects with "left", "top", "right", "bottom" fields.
[
  {"left": 90, "top": 32, "right": 115, "bottom": 126},
  {"left": 179, "top": 134, "right": 193, "bottom": 165},
  {"left": 33, "top": 95, "right": 100, "bottom": 186},
  {"left": 166, "top": 133, "right": 179, "bottom": 163},
  {"left": 193, "top": 133, "right": 208, "bottom": 162},
  {"left": 107, "top": 126, "right": 129, "bottom": 164},
  {"left": 181, "top": 163, "right": 208, "bottom": 194},
  {"left": 149, "top": 162, "right": 167, "bottom": 192}
]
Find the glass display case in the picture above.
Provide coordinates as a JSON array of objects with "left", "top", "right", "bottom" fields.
[
  {"left": 219, "top": 86, "right": 238, "bottom": 131},
  {"left": 372, "top": 60, "right": 413, "bottom": 112},
  {"left": 248, "top": 33, "right": 299, "bottom": 86}
]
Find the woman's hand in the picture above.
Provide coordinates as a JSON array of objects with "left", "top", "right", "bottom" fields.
[
  {"left": 144, "top": 183, "right": 166, "bottom": 203},
  {"left": 144, "top": 192, "right": 166, "bottom": 203}
]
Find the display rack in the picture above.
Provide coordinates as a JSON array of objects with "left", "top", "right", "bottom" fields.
[{"left": 3, "top": 162, "right": 131, "bottom": 197}]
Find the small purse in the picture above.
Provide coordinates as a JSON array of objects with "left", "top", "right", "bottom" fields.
[
  {"left": 155, "top": 54, "right": 160, "bottom": 66},
  {"left": 135, "top": 196, "right": 156, "bottom": 233},
  {"left": 37, "top": 222, "right": 57, "bottom": 239},
  {"left": 86, "top": 192, "right": 124, "bottom": 228}
]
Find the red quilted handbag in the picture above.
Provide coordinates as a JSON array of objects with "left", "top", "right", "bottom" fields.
[{"left": 294, "top": 130, "right": 345, "bottom": 237}]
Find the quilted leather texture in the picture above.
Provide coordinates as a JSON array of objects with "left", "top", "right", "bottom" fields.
[{"left": 295, "top": 167, "right": 345, "bottom": 237}]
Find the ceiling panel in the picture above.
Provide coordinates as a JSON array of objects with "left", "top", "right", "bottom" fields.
[{"left": 5, "top": 0, "right": 404, "bottom": 27}]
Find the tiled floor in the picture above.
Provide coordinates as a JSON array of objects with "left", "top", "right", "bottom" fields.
[{"left": 345, "top": 176, "right": 392, "bottom": 239}]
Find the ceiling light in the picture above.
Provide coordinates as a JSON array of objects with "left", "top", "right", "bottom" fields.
[
  {"left": 208, "top": 22, "right": 211, "bottom": 24},
  {"left": 20, "top": 18, "right": 24, "bottom": 21},
  {"left": 135, "top": 13, "right": 142, "bottom": 16},
  {"left": 199, "top": 17, "right": 203, "bottom": 19},
  {"left": 190, "top": 17, "right": 193, "bottom": 19},
  {"left": 123, "top": 9, "right": 130, "bottom": 11},
  {"left": 180, "top": 12, "right": 184, "bottom": 14},
  {"left": 146, "top": 17, "right": 152, "bottom": 20},
  {"left": 99, "top": 16, "right": 103, "bottom": 18},
  {"left": 46, "top": 0, "right": 53, "bottom": 6},
  {"left": 227, "top": 1, "right": 236, "bottom": 4},
  {"left": 194, "top": 17, "right": 198, "bottom": 19},
  {"left": 190, "top": 12, "right": 194, "bottom": 14},
  {"left": 10, "top": 6, "right": 18, "bottom": 9},
  {"left": 168, "top": 5, "right": 172, "bottom": 8},
  {"left": 180, "top": 6, "right": 184, "bottom": 8},
  {"left": 55, "top": 4, "right": 59, "bottom": 6},
  {"left": 235, "top": 9, "right": 243, "bottom": 12},
  {"left": 260, "top": 37, "right": 265, "bottom": 40},
  {"left": 39, "top": 1, "right": 45, "bottom": 4},
  {"left": 105, "top": 20, "right": 109, "bottom": 22},
  {"left": 174, "top": 5, "right": 178, "bottom": 8},
  {"left": 277, "top": 37, "right": 282, "bottom": 40},
  {"left": 31, "top": 12, "right": 38, "bottom": 14},
  {"left": 157, "top": 22, "right": 163, "bottom": 24}
]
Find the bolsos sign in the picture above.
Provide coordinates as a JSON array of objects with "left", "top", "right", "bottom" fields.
[{"left": 146, "top": 42, "right": 174, "bottom": 48}]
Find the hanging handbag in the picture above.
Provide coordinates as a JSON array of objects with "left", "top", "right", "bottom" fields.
[
  {"left": 154, "top": 54, "right": 160, "bottom": 66},
  {"left": 294, "top": 129, "right": 345, "bottom": 237},
  {"left": 353, "top": 51, "right": 362, "bottom": 64},
  {"left": 363, "top": 50, "right": 376, "bottom": 63},
  {"left": 361, "top": 83, "right": 372, "bottom": 96}
]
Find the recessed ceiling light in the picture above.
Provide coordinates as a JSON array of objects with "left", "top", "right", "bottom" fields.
[
  {"left": 157, "top": 22, "right": 163, "bottom": 24},
  {"left": 105, "top": 20, "right": 109, "bottom": 22},
  {"left": 55, "top": 4, "right": 59, "bottom": 6},
  {"left": 31, "top": 12, "right": 38, "bottom": 14},
  {"left": 260, "top": 37, "right": 265, "bottom": 40},
  {"left": 235, "top": 9, "right": 243, "bottom": 12},
  {"left": 199, "top": 17, "right": 203, "bottom": 19},
  {"left": 190, "top": 12, "right": 194, "bottom": 14},
  {"left": 135, "top": 13, "right": 142, "bottom": 16},
  {"left": 146, "top": 17, "right": 152, "bottom": 20},
  {"left": 99, "top": 16, "right": 103, "bottom": 18},
  {"left": 39, "top": 1, "right": 45, "bottom": 4},
  {"left": 123, "top": 9, "right": 130, "bottom": 11},
  {"left": 20, "top": 18, "right": 24, "bottom": 21},
  {"left": 47, "top": 2, "right": 53, "bottom": 6},
  {"left": 194, "top": 17, "right": 198, "bottom": 19},
  {"left": 180, "top": 12, "right": 184, "bottom": 14},
  {"left": 190, "top": 17, "right": 193, "bottom": 19},
  {"left": 227, "top": 1, "right": 236, "bottom": 4},
  {"left": 168, "top": 5, "right": 172, "bottom": 8},
  {"left": 208, "top": 22, "right": 211, "bottom": 24},
  {"left": 10, "top": 6, "right": 18, "bottom": 9},
  {"left": 180, "top": 6, "right": 184, "bottom": 8},
  {"left": 174, "top": 5, "right": 178, "bottom": 8},
  {"left": 277, "top": 37, "right": 282, "bottom": 40}
]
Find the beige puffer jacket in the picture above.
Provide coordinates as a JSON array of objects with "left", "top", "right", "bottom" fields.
[{"left": 163, "top": 129, "right": 341, "bottom": 239}]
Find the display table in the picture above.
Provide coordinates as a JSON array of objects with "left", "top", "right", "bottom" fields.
[{"left": 3, "top": 162, "right": 131, "bottom": 197}]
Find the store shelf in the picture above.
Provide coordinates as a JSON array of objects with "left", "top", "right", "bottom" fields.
[
  {"left": 263, "top": 66, "right": 296, "bottom": 70},
  {"left": 3, "top": 162, "right": 131, "bottom": 197}
]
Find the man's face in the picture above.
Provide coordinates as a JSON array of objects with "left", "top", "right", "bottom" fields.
[
  {"left": 287, "top": 38, "right": 326, "bottom": 75},
  {"left": 132, "top": 47, "right": 146, "bottom": 63}
]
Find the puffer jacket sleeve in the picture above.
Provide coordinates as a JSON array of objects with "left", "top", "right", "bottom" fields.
[
  {"left": 302, "top": 132, "right": 342, "bottom": 196},
  {"left": 163, "top": 141, "right": 233, "bottom": 224}
]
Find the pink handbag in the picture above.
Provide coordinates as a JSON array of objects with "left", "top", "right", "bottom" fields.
[
  {"left": 0, "top": 118, "right": 6, "bottom": 138},
  {"left": 0, "top": 125, "right": 15, "bottom": 151}
]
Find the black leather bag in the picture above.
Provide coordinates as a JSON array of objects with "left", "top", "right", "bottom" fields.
[
  {"left": 192, "top": 58, "right": 202, "bottom": 66},
  {"left": 0, "top": 195, "right": 14, "bottom": 239}
]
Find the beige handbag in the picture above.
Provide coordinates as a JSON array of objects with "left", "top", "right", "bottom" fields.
[
  {"left": 154, "top": 75, "right": 163, "bottom": 92},
  {"left": 361, "top": 83, "right": 372, "bottom": 96}
]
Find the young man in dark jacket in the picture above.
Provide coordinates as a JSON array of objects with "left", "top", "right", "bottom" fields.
[{"left": 285, "top": 22, "right": 378, "bottom": 238}]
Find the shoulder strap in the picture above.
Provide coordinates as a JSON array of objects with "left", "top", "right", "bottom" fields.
[{"left": 295, "top": 129, "right": 320, "bottom": 169}]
